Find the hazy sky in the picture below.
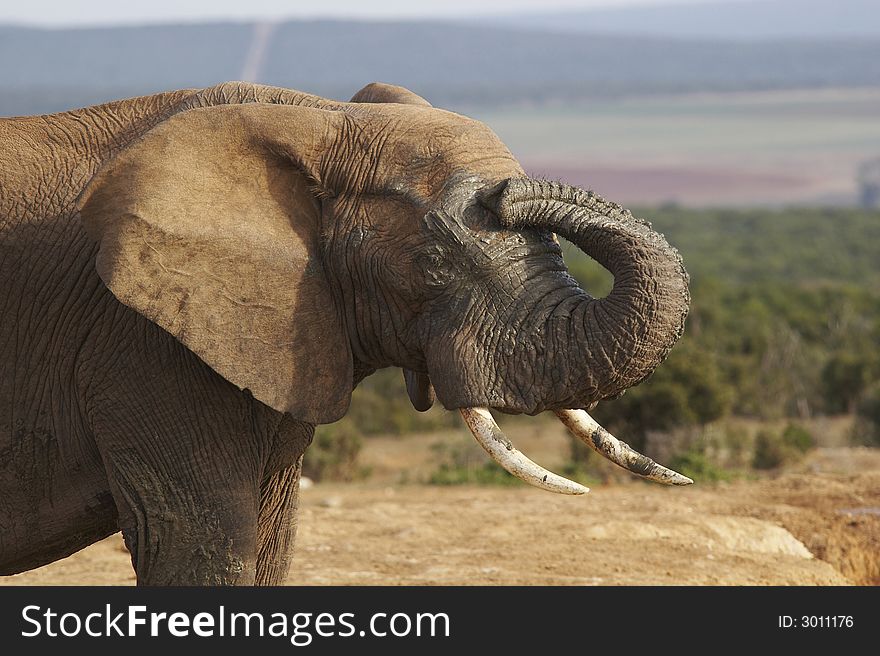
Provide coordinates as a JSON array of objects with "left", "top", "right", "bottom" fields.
[{"left": 1, "top": 0, "right": 727, "bottom": 27}]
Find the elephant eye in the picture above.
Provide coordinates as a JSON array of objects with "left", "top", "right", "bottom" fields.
[{"left": 417, "top": 249, "right": 454, "bottom": 288}]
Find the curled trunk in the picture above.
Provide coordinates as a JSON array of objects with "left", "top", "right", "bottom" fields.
[{"left": 482, "top": 178, "right": 690, "bottom": 403}]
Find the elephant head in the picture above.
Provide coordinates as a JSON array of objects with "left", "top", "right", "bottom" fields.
[{"left": 76, "top": 82, "right": 691, "bottom": 494}]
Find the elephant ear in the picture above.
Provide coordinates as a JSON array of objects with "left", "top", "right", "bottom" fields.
[
  {"left": 350, "top": 82, "right": 431, "bottom": 107},
  {"left": 77, "top": 103, "right": 352, "bottom": 424}
]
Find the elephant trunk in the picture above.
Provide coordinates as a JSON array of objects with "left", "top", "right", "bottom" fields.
[{"left": 482, "top": 177, "right": 690, "bottom": 403}]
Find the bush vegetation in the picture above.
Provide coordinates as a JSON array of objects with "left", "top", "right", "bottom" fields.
[
  {"left": 302, "top": 418, "right": 366, "bottom": 482},
  {"left": 428, "top": 438, "right": 522, "bottom": 487},
  {"left": 853, "top": 383, "right": 880, "bottom": 447},
  {"left": 752, "top": 423, "right": 816, "bottom": 470},
  {"left": 567, "top": 207, "right": 880, "bottom": 458}
]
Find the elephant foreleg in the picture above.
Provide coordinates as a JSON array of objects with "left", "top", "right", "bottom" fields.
[
  {"left": 105, "top": 447, "right": 260, "bottom": 586},
  {"left": 255, "top": 459, "right": 303, "bottom": 586}
]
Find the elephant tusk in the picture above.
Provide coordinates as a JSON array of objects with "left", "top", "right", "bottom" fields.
[
  {"left": 555, "top": 409, "right": 693, "bottom": 486},
  {"left": 459, "top": 407, "right": 589, "bottom": 495}
]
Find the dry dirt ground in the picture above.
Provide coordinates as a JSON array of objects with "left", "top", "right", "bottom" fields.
[{"left": 3, "top": 446, "right": 878, "bottom": 586}]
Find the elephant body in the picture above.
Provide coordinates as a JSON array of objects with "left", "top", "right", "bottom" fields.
[
  {"left": 0, "top": 82, "right": 689, "bottom": 584},
  {"left": 0, "top": 84, "right": 330, "bottom": 583}
]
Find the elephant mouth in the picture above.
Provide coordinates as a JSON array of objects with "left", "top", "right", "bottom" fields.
[{"left": 404, "top": 369, "right": 692, "bottom": 495}]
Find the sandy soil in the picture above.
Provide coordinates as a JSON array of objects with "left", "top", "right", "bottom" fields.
[{"left": 4, "top": 448, "right": 877, "bottom": 586}]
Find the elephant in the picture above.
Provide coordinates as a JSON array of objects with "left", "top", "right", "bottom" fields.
[{"left": 0, "top": 80, "right": 690, "bottom": 585}]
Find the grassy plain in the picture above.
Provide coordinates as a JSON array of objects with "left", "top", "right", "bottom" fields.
[{"left": 471, "top": 88, "right": 880, "bottom": 206}]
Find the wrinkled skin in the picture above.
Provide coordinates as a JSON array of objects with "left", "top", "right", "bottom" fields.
[{"left": 0, "top": 81, "right": 688, "bottom": 584}]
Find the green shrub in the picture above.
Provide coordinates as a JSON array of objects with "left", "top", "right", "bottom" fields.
[
  {"left": 781, "top": 423, "right": 814, "bottom": 453},
  {"left": 591, "top": 341, "right": 733, "bottom": 451},
  {"left": 853, "top": 383, "right": 880, "bottom": 446},
  {"left": 668, "top": 449, "right": 733, "bottom": 482},
  {"left": 428, "top": 462, "right": 521, "bottom": 486},
  {"left": 717, "top": 422, "right": 751, "bottom": 468},
  {"left": 427, "top": 437, "right": 521, "bottom": 487},
  {"left": 348, "top": 368, "right": 459, "bottom": 436},
  {"left": 752, "top": 430, "right": 786, "bottom": 470},
  {"left": 822, "top": 353, "right": 872, "bottom": 414},
  {"left": 304, "top": 420, "right": 364, "bottom": 482},
  {"left": 559, "top": 437, "right": 607, "bottom": 486},
  {"left": 752, "top": 423, "right": 814, "bottom": 470}
]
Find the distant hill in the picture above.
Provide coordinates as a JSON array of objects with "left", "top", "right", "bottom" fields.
[
  {"left": 0, "top": 23, "right": 253, "bottom": 115},
  {"left": 2, "top": 19, "right": 880, "bottom": 116},
  {"left": 492, "top": 0, "right": 880, "bottom": 40}
]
